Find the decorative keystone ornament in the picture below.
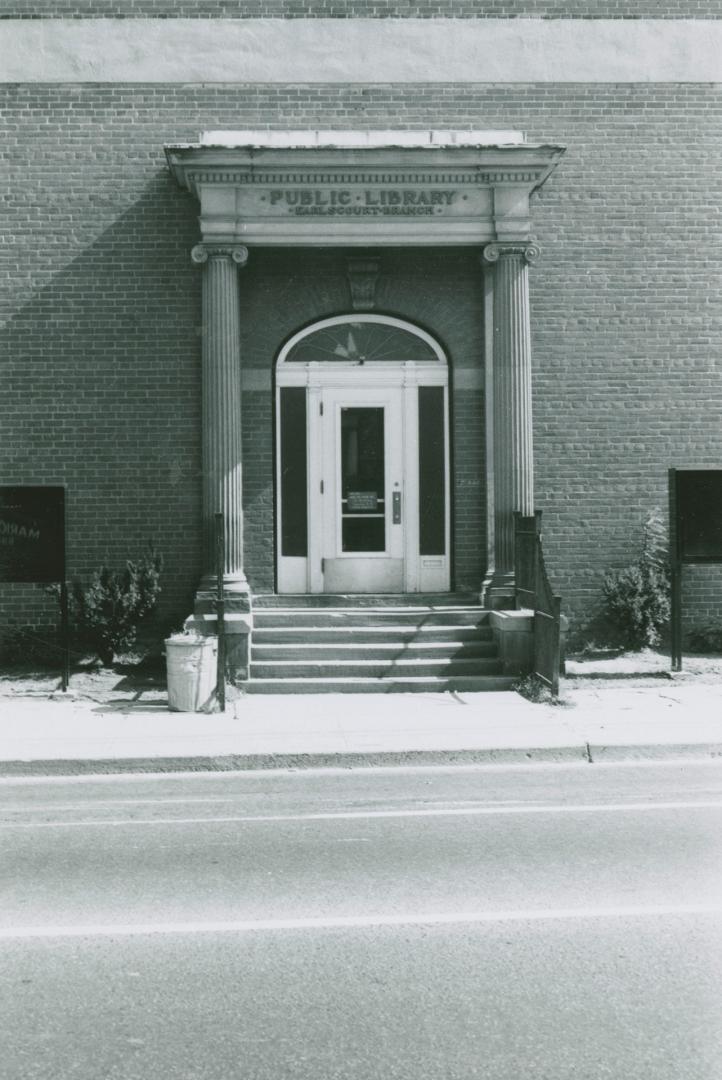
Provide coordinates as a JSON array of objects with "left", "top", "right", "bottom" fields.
[{"left": 346, "top": 258, "right": 380, "bottom": 311}]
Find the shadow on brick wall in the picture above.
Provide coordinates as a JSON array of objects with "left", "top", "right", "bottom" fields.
[{"left": 0, "top": 172, "right": 203, "bottom": 634}]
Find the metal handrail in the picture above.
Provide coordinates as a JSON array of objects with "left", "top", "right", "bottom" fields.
[{"left": 514, "top": 511, "right": 562, "bottom": 695}]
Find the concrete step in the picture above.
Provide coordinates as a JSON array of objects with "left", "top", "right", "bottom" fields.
[
  {"left": 252, "top": 593, "right": 480, "bottom": 609},
  {"left": 245, "top": 675, "right": 516, "bottom": 694},
  {"left": 253, "top": 608, "right": 491, "bottom": 629},
  {"left": 250, "top": 658, "right": 503, "bottom": 679},
  {"left": 251, "top": 641, "right": 498, "bottom": 661},
  {"left": 247, "top": 598, "right": 505, "bottom": 693},
  {"left": 252, "top": 625, "right": 494, "bottom": 645}
]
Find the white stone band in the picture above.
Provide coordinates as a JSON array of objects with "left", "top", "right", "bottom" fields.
[
  {"left": 237, "top": 369, "right": 483, "bottom": 391},
  {"left": 1, "top": 19, "right": 721, "bottom": 84}
]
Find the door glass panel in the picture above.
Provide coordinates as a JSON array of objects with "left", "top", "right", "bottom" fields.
[
  {"left": 286, "top": 320, "right": 439, "bottom": 364},
  {"left": 418, "top": 386, "right": 446, "bottom": 555},
  {"left": 279, "top": 387, "right": 307, "bottom": 556},
  {"left": 341, "top": 407, "right": 385, "bottom": 552}
]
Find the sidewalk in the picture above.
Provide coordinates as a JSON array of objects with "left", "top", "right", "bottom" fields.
[{"left": 0, "top": 678, "right": 720, "bottom": 776}]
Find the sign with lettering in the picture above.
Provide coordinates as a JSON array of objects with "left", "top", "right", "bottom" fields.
[
  {"left": 193, "top": 171, "right": 497, "bottom": 244},
  {"left": 347, "top": 491, "right": 379, "bottom": 512},
  {"left": 0, "top": 486, "right": 65, "bottom": 583},
  {"left": 264, "top": 187, "right": 460, "bottom": 218}
]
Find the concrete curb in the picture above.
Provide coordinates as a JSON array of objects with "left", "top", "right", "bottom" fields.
[
  {"left": 588, "top": 743, "right": 722, "bottom": 763},
  {"left": 2, "top": 741, "right": 722, "bottom": 776},
  {"left": 0, "top": 747, "right": 588, "bottom": 776}
]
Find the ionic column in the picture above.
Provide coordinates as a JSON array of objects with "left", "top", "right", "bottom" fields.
[
  {"left": 191, "top": 243, "right": 249, "bottom": 600},
  {"left": 482, "top": 241, "right": 539, "bottom": 603}
]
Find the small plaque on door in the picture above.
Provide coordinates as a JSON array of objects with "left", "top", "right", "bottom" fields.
[{"left": 347, "top": 491, "right": 378, "bottom": 512}]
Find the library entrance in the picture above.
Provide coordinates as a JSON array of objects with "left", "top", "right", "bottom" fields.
[
  {"left": 276, "top": 315, "right": 450, "bottom": 594},
  {"left": 166, "top": 129, "right": 565, "bottom": 614}
]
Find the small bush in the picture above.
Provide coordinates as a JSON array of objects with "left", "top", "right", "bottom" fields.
[
  {"left": 687, "top": 620, "right": 722, "bottom": 654},
  {"left": 65, "top": 548, "right": 163, "bottom": 667},
  {"left": 513, "top": 673, "right": 568, "bottom": 706},
  {"left": 602, "top": 510, "right": 670, "bottom": 649}
]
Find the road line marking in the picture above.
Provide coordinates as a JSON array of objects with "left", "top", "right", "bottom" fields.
[
  {"left": 3, "top": 799, "right": 722, "bottom": 829},
  {"left": 0, "top": 797, "right": 291, "bottom": 811},
  {"left": 0, "top": 794, "right": 539, "bottom": 812},
  {"left": 0, "top": 797, "right": 539, "bottom": 813},
  {"left": 2, "top": 903, "right": 721, "bottom": 940}
]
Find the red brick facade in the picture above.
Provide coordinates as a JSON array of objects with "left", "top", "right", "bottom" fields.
[{"left": 1, "top": 33, "right": 721, "bottom": 646}]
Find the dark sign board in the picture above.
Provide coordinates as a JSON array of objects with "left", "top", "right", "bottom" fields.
[
  {"left": 669, "top": 468, "right": 722, "bottom": 673},
  {"left": 347, "top": 490, "right": 379, "bottom": 512},
  {"left": 670, "top": 469, "right": 722, "bottom": 563},
  {"left": 0, "top": 486, "right": 65, "bottom": 583}
]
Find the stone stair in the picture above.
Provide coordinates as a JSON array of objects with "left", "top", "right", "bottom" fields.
[{"left": 247, "top": 594, "right": 515, "bottom": 693}]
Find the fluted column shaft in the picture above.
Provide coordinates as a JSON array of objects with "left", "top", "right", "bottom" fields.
[
  {"left": 483, "top": 242, "right": 538, "bottom": 589},
  {"left": 192, "top": 244, "right": 249, "bottom": 593}
]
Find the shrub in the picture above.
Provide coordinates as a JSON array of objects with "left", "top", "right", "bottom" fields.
[
  {"left": 687, "top": 620, "right": 722, "bottom": 654},
  {"left": 602, "top": 510, "right": 670, "bottom": 649},
  {"left": 65, "top": 548, "right": 163, "bottom": 667},
  {"left": 513, "top": 673, "right": 568, "bottom": 706}
]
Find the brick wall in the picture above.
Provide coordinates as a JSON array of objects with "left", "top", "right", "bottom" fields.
[
  {"left": 242, "top": 389, "right": 275, "bottom": 596},
  {"left": 450, "top": 390, "right": 486, "bottom": 592},
  {"left": 3, "top": 3, "right": 720, "bottom": 17},
  {"left": 2, "top": 81, "right": 721, "bottom": 643}
]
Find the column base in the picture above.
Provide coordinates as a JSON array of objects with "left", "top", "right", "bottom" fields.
[
  {"left": 196, "top": 573, "right": 251, "bottom": 610},
  {"left": 186, "top": 579, "right": 253, "bottom": 682}
]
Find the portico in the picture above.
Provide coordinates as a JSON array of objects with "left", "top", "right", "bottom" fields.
[{"left": 166, "top": 130, "right": 564, "bottom": 678}]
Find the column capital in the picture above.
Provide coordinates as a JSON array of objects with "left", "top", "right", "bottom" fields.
[
  {"left": 191, "top": 243, "right": 249, "bottom": 267},
  {"left": 482, "top": 241, "right": 540, "bottom": 266}
]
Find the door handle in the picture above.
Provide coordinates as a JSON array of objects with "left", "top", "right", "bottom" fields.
[{"left": 392, "top": 490, "right": 402, "bottom": 524}]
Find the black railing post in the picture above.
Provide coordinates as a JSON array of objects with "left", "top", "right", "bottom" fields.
[
  {"left": 60, "top": 580, "right": 69, "bottom": 693},
  {"left": 514, "top": 511, "right": 537, "bottom": 611},
  {"left": 668, "top": 468, "right": 683, "bottom": 672},
  {"left": 519, "top": 507, "right": 563, "bottom": 696},
  {"left": 60, "top": 489, "right": 69, "bottom": 692},
  {"left": 215, "top": 512, "right": 226, "bottom": 712}
]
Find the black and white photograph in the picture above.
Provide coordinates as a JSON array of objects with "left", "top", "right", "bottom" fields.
[{"left": 1, "top": 5, "right": 721, "bottom": 1078}]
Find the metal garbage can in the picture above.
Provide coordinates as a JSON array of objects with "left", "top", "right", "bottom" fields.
[{"left": 165, "top": 635, "right": 217, "bottom": 713}]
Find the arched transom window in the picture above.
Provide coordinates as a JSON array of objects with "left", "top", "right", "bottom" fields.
[{"left": 278, "top": 314, "right": 445, "bottom": 366}]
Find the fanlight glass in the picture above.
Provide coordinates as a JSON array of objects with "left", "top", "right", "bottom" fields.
[{"left": 285, "top": 320, "right": 440, "bottom": 364}]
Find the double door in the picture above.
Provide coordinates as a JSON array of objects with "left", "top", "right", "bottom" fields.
[{"left": 276, "top": 367, "right": 449, "bottom": 594}]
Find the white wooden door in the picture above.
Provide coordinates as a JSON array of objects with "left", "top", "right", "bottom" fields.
[{"left": 320, "top": 387, "right": 405, "bottom": 593}]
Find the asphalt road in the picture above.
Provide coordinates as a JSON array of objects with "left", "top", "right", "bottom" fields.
[{"left": 2, "top": 761, "right": 722, "bottom": 1079}]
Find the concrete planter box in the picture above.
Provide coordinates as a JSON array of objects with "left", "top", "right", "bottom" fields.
[{"left": 489, "top": 609, "right": 568, "bottom": 677}]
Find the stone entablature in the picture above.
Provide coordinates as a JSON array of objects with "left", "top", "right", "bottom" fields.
[{"left": 165, "top": 131, "right": 565, "bottom": 246}]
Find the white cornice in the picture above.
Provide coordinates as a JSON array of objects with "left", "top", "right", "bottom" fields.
[
  {"left": 199, "top": 130, "right": 526, "bottom": 148},
  {"left": 165, "top": 139, "right": 565, "bottom": 246},
  {"left": 1, "top": 18, "right": 721, "bottom": 83}
]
